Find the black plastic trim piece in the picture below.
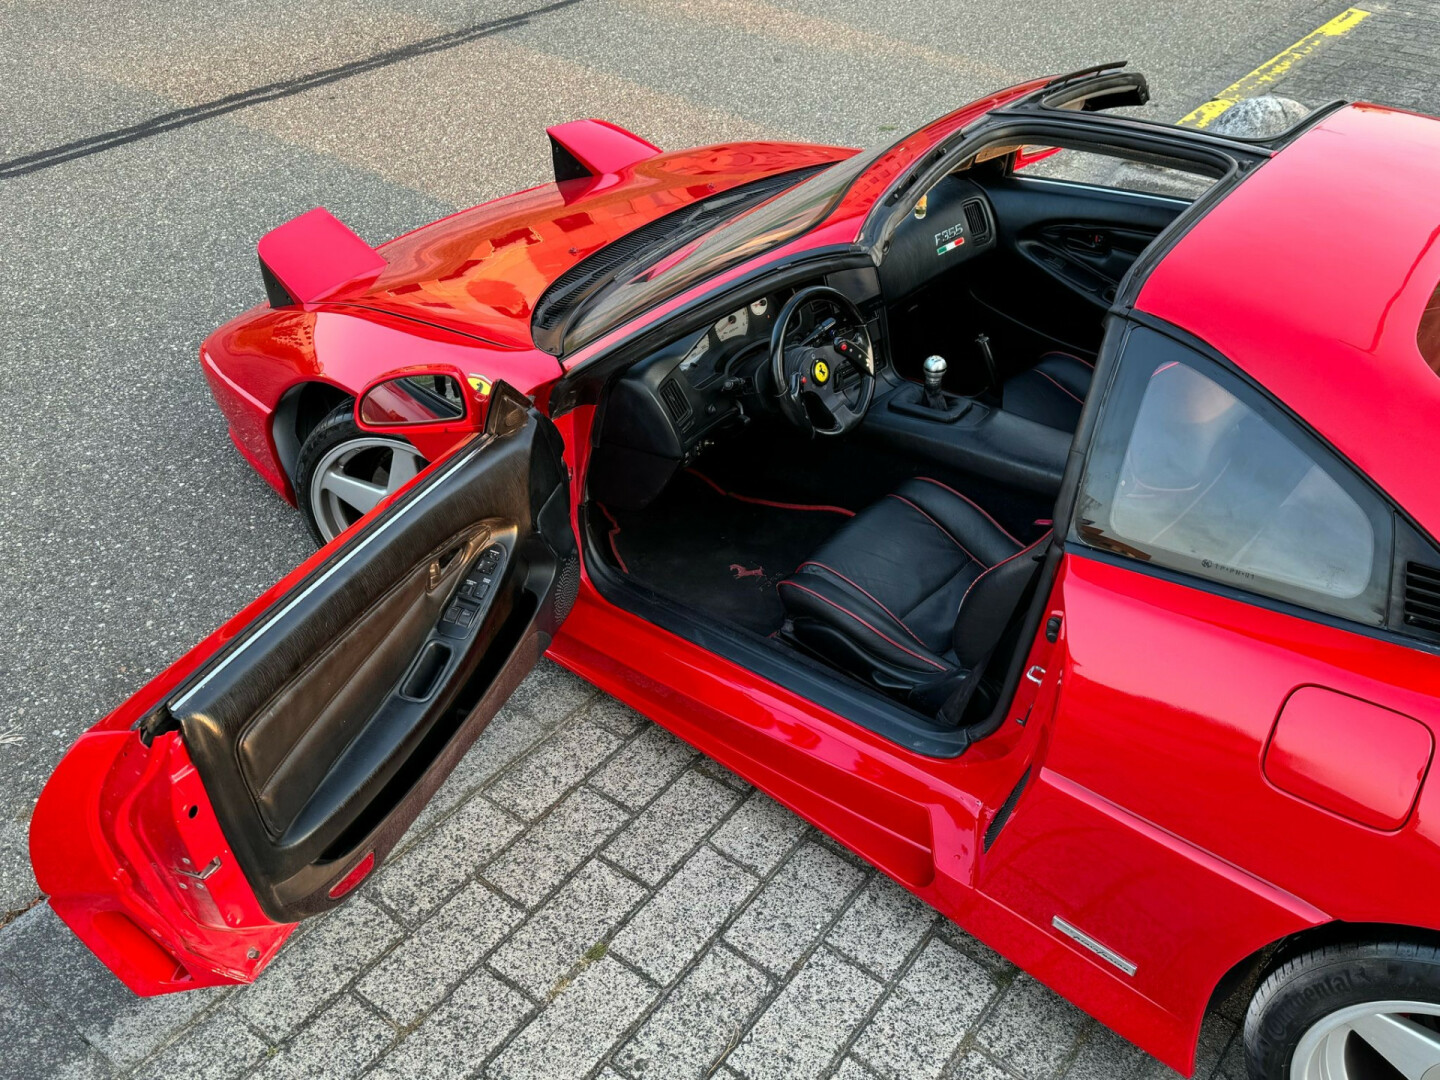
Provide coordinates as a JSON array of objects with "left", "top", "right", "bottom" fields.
[
  {"left": 260, "top": 257, "right": 295, "bottom": 308},
  {"left": 549, "top": 133, "right": 592, "bottom": 183},
  {"left": 135, "top": 704, "right": 180, "bottom": 747},
  {"left": 984, "top": 766, "right": 1030, "bottom": 851}
]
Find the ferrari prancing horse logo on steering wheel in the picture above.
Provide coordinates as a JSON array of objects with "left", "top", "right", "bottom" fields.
[{"left": 813, "top": 360, "right": 830, "bottom": 384}]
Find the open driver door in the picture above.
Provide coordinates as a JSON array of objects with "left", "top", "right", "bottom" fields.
[{"left": 30, "top": 374, "right": 577, "bottom": 995}]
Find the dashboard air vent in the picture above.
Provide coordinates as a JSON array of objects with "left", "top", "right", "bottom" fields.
[
  {"left": 659, "top": 379, "right": 692, "bottom": 425},
  {"left": 1404, "top": 562, "right": 1440, "bottom": 635},
  {"left": 963, "top": 199, "right": 991, "bottom": 243}
]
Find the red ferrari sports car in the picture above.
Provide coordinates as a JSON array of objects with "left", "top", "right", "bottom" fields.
[{"left": 31, "top": 64, "right": 1440, "bottom": 1080}]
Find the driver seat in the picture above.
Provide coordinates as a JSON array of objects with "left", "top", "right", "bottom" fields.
[{"left": 777, "top": 477, "right": 1049, "bottom": 707}]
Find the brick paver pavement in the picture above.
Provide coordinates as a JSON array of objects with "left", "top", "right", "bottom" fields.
[
  {"left": 5, "top": 1, "right": 1440, "bottom": 1076},
  {"left": 0, "top": 663, "right": 1250, "bottom": 1080}
]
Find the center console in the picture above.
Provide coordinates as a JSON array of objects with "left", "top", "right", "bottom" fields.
[{"left": 860, "top": 377, "right": 1071, "bottom": 496}]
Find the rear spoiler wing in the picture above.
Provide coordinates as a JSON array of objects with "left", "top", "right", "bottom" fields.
[
  {"left": 257, "top": 207, "right": 386, "bottom": 308},
  {"left": 547, "top": 119, "right": 661, "bottom": 184},
  {"left": 257, "top": 122, "right": 662, "bottom": 307}
]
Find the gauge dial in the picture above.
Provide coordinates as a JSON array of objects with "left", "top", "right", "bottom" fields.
[{"left": 714, "top": 308, "right": 749, "bottom": 342}]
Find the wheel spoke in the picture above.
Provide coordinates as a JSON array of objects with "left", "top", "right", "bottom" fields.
[
  {"left": 1351, "top": 1012, "right": 1440, "bottom": 1079},
  {"left": 386, "top": 450, "right": 421, "bottom": 493},
  {"left": 321, "top": 469, "right": 387, "bottom": 515}
]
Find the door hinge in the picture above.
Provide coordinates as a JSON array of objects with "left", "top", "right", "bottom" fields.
[{"left": 135, "top": 704, "right": 180, "bottom": 747}]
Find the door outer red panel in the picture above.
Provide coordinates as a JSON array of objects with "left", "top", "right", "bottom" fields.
[
  {"left": 31, "top": 730, "right": 293, "bottom": 995},
  {"left": 28, "top": 465, "right": 435, "bottom": 995},
  {"left": 1264, "top": 686, "right": 1434, "bottom": 830}
]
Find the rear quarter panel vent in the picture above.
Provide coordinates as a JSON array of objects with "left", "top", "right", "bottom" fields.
[{"left": 1403, "top": 561, "right": 1440, "bottom": 636}]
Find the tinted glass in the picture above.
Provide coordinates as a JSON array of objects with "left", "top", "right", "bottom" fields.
[
  {"left": 1077, "top": 329, "right": 1390, "bottom": 623},
  {"left": 565, "top": 147, "right": 884, "bottom": 351}
]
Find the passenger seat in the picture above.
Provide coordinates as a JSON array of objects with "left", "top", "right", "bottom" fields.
[{"left": 1001, "top": 352, "right": 1094, "bottom": 432}]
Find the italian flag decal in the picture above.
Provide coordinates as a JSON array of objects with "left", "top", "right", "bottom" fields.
[{"left": 936, "top": 236, "right": 965, "bottom": 255}]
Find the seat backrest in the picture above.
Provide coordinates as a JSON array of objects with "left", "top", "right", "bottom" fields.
[{"left": 951, "top": 531, "right": 1051, "bottom": 668}]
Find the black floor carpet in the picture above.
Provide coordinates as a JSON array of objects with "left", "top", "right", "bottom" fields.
[{"left": 604, "top": 469, "right": 851, "bottom": 635}]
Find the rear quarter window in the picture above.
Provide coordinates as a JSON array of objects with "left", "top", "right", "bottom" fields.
[{"left": 1076, "top": 327, "right": 1393, "bottom": 626}]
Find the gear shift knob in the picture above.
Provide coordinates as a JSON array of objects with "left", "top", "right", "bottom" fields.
[{"left": 923, "top": 355, "right": 947, "bottom": 403}]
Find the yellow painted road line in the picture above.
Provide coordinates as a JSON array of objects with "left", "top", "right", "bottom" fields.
[{"left": 1177, "top": 6, "right": 1373, "bottom": 128}]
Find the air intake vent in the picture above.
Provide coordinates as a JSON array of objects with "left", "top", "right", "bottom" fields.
[
  {"left": 1403, "top": 562, "right": 1440, "bottom": 635},
  {"left": 963, "top": 199, "right": 991, "bottom": 243},
  {"left": 659, "top": 379, "right": 692, "bottom": 425}
]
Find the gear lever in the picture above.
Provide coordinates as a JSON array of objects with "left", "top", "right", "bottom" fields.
[{"left": 923, "top": 355, "right": 948, "bottom": 410}]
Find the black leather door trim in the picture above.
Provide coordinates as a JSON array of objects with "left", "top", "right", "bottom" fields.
[{"left": 170, "top": 385, "right": 572, "bottom": 921}]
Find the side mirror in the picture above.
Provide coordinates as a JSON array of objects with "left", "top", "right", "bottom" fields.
[{"left": 356, "top": 369, "right": 474, "bottom": 431}]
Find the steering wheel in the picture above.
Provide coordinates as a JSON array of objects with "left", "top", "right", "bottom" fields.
[{"left": 769, "top": 285, "right": 876, "bottom": 437}]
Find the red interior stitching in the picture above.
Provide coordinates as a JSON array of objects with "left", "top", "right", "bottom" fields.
[
  {"left": 1042, "top": 350, "right": 1095, "bottom": 370},
  {"left": 957, "top": 530, "right": 1053, "bottom": 614},
  {"left": 597, "top": 503, "right": 628, "bottom": 575},
  {"left": 686, "top": 469, "right": 855, "bottom": 516},
  {"left": 799, "top": 561, "right": 929, "bottom": 647},
  {"left": 1034, "top": 369, "right": 1083, "bottom": 403},
  {"left": 913, "top": 478, "right": 1021, "bottom": 546},
  {"left": 887, "top": 494, "right": 983, "bottom": 565},
  {"left": 778, "top": 581, "right": 947, "bottom": 670}
]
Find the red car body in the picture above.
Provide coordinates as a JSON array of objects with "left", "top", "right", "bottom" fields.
[{"left": 30, "top": 70, "right": 1440, "bottom": 1078}]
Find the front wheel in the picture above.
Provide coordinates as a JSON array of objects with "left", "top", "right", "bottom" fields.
[
  {"left": 1245, "top": 939, "right": 1440, "bottom": 1080},
  {"left": 295, "top": 403, "right": 429, "bottom": 545}
]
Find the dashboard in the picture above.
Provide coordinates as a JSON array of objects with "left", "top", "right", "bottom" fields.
[
  {"left": 584, "top": 185, "right": 997, "bottom": 511},
  {"left": 674, "top": 296, "right": 778, "bottom": 389},
  {"left": 585, "top": 293, "right": 785, "bottom": 510},
  {"left": 879, "top": 173, "right": 997, "bottom": 302}
]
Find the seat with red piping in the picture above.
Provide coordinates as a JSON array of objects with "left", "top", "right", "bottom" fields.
[
  {"left": 777, "top": 476, "right": 1049, "bottom": 703},
  {"left": 1001, "top": 352, "right": 1094, "bottom": 431}
]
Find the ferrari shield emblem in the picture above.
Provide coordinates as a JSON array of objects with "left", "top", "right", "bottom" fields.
[{"left": 813, "top": 360, "right": 830, "bottom": 384}]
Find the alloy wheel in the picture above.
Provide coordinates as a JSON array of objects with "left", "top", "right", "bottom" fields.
[
  {"left": 1292, "top": 1001, "right": 1440, "bottom": 1080},
  {"left": 308, "top": 436, "right": 427, "bottom": 543}
]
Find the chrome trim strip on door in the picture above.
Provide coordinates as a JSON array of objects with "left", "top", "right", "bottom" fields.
[
  {"left": 171, "top": 436, "right": 490, "bottom": 711},
  {"left": 1051, "top": 916, "right": 1138, "bottom": 976}
]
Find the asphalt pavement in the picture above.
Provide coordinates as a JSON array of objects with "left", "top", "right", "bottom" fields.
[{"left": 1, "top": 1, "right": 1437, "bottom": 1076}]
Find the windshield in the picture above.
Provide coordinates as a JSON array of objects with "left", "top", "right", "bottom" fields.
[{"left": 560, "top": 145, "right": 885, "bottom": 353}]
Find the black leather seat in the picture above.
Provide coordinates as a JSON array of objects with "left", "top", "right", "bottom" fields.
[
  {"left": 778, "top": 476, "right": 1049, "bottom": 705},
  {"left": 1002, "top": 352, "right": 1094, "bottom": 431}
]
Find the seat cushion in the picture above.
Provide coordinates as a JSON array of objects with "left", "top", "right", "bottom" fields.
[
  {"left": 1002, "top": 351, "right": 1094, "bottom": 431},
  {"left": 778, "top": 477, "right": 1024, "bottom": 681}
]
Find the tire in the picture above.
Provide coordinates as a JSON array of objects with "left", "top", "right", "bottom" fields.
[
  {"left": 294, "top": 402, "right": 429, "bottom": 546},
  {"left": 1245, "top": 937, "right": 1440, "bottom": 1080}
]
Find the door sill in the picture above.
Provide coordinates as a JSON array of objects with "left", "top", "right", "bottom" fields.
[{"left": 581, "top": 529, "right": 973, "bottom": 759}]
